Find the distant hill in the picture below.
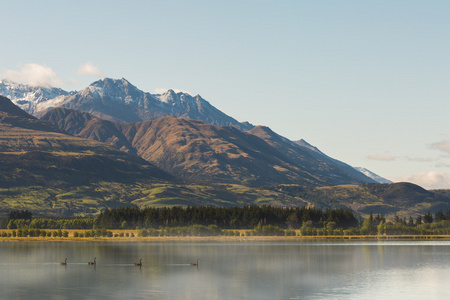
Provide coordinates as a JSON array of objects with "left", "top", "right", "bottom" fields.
[
  {"left": 42, "top": 107, "right": 376, "bottom": 186},
  {"left": 271, "top": 182, "right": 450, "bottom": 217}
]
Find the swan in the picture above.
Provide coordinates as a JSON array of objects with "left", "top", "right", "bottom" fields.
[
  {"left": 88, "top": 257, "right": 96, "bottom": 265},
  {"left": 60, "top": 258, "right": 67, "bottom": 265},
  {"left": 190, "top": 258, "right": 199, "bottom": 267},
  {"left": 134, "top": 259, "right": 142, "bottom": 267}
]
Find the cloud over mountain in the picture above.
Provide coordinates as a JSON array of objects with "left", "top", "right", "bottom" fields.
[
  {"left": 77, "top": 62, "right": 104, "bottom": 77},
  {"left": 2, "top": 63, "right": 63, "bottom": 88}
]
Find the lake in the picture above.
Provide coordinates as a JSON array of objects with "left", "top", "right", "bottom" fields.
[{"left": 1, "top": 240, "right": 450, "bottom": 299}]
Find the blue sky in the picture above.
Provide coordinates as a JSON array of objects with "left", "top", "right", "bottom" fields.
[{"left": 2, "top": 0, "right": 450, "bottom": 189}]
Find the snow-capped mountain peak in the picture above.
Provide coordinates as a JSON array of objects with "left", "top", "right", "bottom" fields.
[
  {"left": 0, "top": 79, "right": 69, "bottom": 114},
  {"left": 1, "top": 77, "right": 253, "bottom": 129}
]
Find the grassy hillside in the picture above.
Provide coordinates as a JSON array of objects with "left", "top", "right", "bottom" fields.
[
  {"left": 1, "top": 181, "right": 449, "bottom": 218},
  {"left": 0, "top": 182, "right": 309, "bottom": 217}
]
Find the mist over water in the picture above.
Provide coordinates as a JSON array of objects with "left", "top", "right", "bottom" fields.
[{"left": 1, "top": 240, "right": 450, "bottom": 299}]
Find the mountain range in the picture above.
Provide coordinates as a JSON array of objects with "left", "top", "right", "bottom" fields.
[
  {"left": 1, "top": 78, "right": 253, "bottom": 130},
  {"left": 1, "top": 94, "right": 450, "bottom": 217},
  {"left": 1, "top": 78, "right": 387, "bottom": 185},
  {"left": 41, "top": 107, "right": 378, "bottom": 186}
]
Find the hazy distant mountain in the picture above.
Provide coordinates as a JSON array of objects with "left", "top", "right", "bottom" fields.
[
  {"left": 1, "top": 78, "right": 253, "bottom": 130},
  {"left": 0, "top": 95, "right": 172, "bottom": 189},
  {"left": 354, "top": 167, "right": 393, "bottom": 184},
  {"left": 42, "top": 107, "right": 376, "bottom": 186}
]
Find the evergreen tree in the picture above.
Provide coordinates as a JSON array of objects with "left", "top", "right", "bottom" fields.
[{"left": 377, "top": 220, "right": 385, "bottom": 235}]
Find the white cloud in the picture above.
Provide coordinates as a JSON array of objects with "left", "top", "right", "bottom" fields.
[
  {"left": 153, "top": 88, "right": 192, "bottom": 95},
  {"left": 2, "top": 63, "right": 63, "bottom": 87},
  {"left": 431, "top": 141, "right": 450, "bottom": 154},
  {"left": 77, "top": 62, "right": 104, "bottom": 77},
  {"left": 367, "top": 154, "right": 396, "bottom": 161},
  {"left": 391, "top": 171, "right": 450, "bottom": 190}
]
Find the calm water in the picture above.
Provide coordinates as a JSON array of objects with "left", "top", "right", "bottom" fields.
[{"left": 1, "top": 240, "right": 450, "bottom": 299}]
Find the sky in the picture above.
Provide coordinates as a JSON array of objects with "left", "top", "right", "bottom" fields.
[{"left": 1, "top": 0, "right": 450, "bottom": 189}]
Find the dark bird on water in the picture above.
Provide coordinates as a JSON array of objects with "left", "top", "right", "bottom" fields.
[
  {"left": 134, "top": 259, "right": 142, "bottom": 267},
  {"left": 88, "top": 257, "right": 96, "bottom": 265},
  {"left": 190, "top": 258, "right": 199, "bottom": 267},
  {"left": 60, "top": 258, "right": 67, "bottom": 265}
]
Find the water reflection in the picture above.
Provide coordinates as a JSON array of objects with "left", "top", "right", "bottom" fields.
[{"left": 1, "top": 240, "right": 450, "bottom": 299}]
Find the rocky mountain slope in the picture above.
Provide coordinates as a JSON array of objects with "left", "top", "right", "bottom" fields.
[
  {"left": 42, "top": 107, "right": 376, "bottom": 186},
  {"left": 0, "top": 95, "right": 172, "bottom": 189},
  {"left": 249, "top": 126, "right": 376, "bottom": 185}
]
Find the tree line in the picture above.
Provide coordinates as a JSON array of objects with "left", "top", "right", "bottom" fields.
[
  {"left": 95, "top": 205, "right": 359, "bottom": 230},
  {"left": 0, "top": 206, "right": 358, "bottom": 230},
  {"left": 0, "top": 209, "right": 95, "bottom": 229},
  {"left": 4, "top": 207, "right": 450, "bottom": 236}
]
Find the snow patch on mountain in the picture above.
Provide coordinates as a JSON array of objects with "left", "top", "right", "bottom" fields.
[
  {"left": 0, "top": 79, "right": 69, "bottom": 114},
  {"left": 1, "top": 78, "right": 254, "bottom": 130},
  {"left": 354, "top": 167, "right": 393, "bottom": 184}
]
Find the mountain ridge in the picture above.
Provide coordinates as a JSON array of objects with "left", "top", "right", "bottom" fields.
[
  {"left": 248, "top": 126, "right": 376, "bottom": 185},
  {"left": 42, "top": 107, "right": 377, "bottom": 186},
  {"left": 2, "top": 78, "right": 253, "bottom": 130},
  {"left": 42, "top": 108, "right": 317, "bottom": 185}
]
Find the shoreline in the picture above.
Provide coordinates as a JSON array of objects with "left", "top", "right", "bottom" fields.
[{"left": 2, "top": 233, "right": 450, "bottom": 242}]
